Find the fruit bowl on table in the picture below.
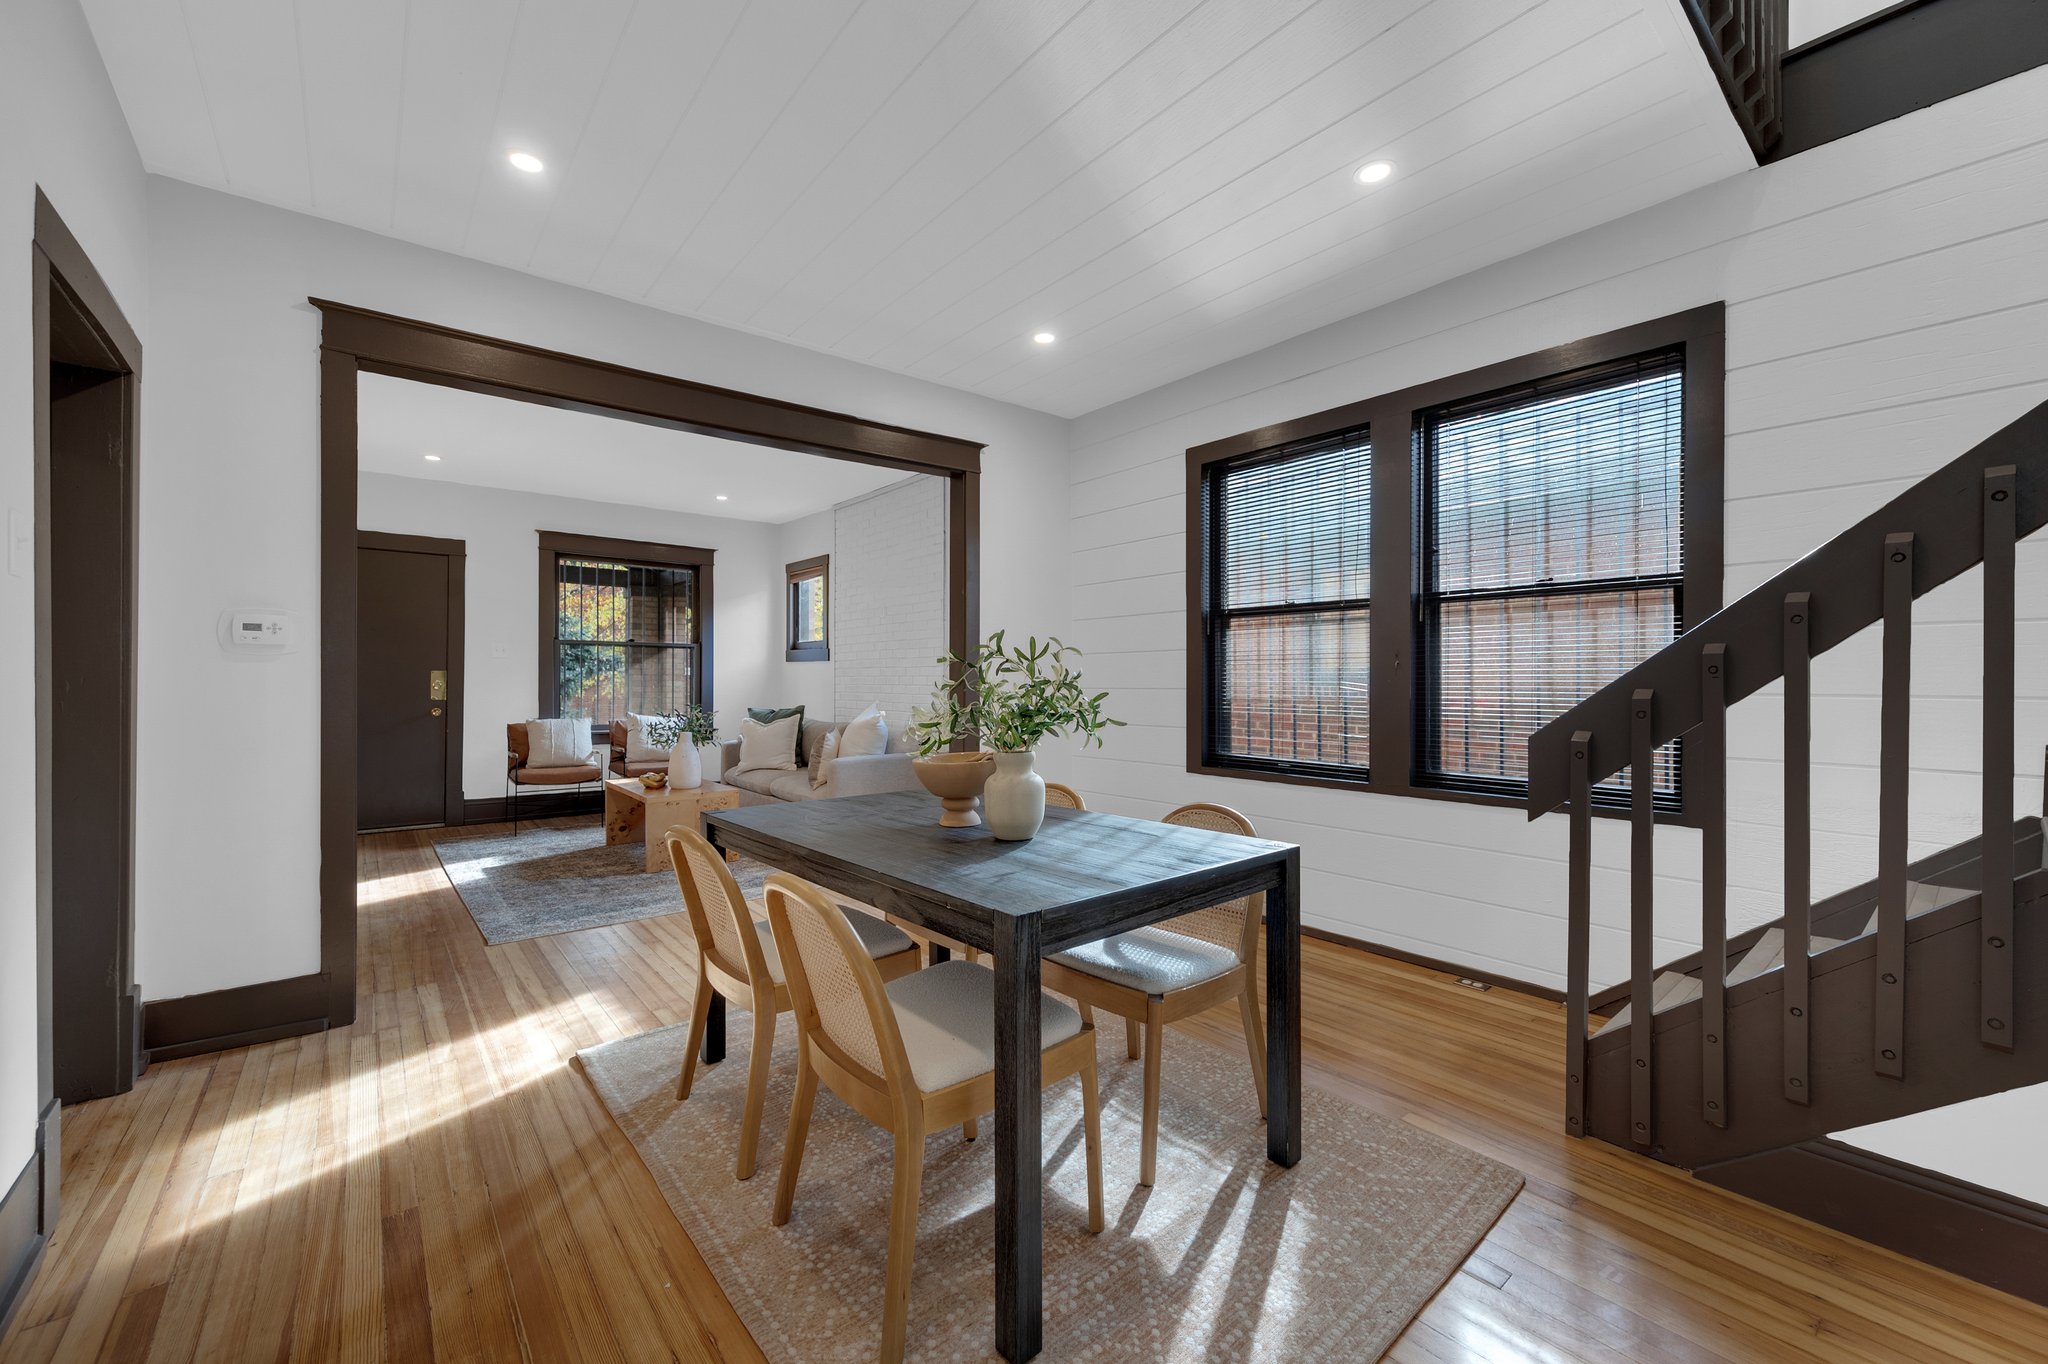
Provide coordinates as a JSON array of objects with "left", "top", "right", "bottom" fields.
[{"left": 638, "top": 772, "right": 669, "bottom": 790}]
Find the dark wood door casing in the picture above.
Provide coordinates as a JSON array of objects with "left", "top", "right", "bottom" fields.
[{"left": 316, "top": 301, "right": 986, "bottom": 1033}]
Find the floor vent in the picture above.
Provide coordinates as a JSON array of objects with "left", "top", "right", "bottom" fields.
[{"left": 1455, "top": 977, "right": 1493, "bottom": 991}]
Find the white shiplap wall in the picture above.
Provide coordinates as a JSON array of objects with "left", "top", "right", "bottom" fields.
[{"left": 1064, "top": 65, "right": 2048, "bottom": 995}]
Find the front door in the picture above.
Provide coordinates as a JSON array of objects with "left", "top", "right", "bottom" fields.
[{"left": 357, "top": 535, "right": 463, "bottom": 829}]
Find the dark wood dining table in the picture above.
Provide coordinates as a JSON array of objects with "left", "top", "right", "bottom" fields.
[{"left": 702, "top": 789, "right": 1302, "bottom": 1363}]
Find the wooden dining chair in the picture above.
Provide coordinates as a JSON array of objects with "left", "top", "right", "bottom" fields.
[
  {"left": 666, "top": 828, "right": 920, "bottom": 1181},
  {"left": 1042, "top": 782, "right": 1086, "bottom": 811},
  {"left": 1038, "top": 802, "right": 1266, "bottom": 1187},
  {"left": 764, "top": 872, "right": 1104, "bottom": 1363}
]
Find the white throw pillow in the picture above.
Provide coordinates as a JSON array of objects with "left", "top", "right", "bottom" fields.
[
  {"left": 839, "top": 704, "right": 888, "bottom": 758},
  {"left": 734, "top": 713, "right": 801, "bottom": 774},
  {"left": 624, "top": 713, "right": 673, "bottom": 763},
  {"left": 526, "top": 718, "right": 593, "bottom": 769},
  {"left": 810, "top": 729, "right": 840, "bottom": 789}
]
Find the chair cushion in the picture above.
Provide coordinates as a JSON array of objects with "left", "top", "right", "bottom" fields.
[
  {"left": 754, "top": 906, "right": 913, "bottom": 984},
  {"left": 1049, "top": 925, "right": 1240, "bottom": 995},
  {"left": 512, "top": 762, "right": 602, "bottom": 785},
  {"left": 884, "top": 961, "right": 1083, "bottom": 1092}
]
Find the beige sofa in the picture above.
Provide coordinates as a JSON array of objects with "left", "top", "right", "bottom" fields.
[{"left": 717, "top": 715, "right": 919, "bottom": 804}]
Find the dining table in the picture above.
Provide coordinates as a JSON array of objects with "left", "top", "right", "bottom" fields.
[{"left": 702, "top": 788, "right": 1303, "bottom": 1363}]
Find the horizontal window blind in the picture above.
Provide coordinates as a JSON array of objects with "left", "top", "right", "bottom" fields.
[
  {"left": 1420, "top": 353, "right": 1684, "bottom": 798},
  {"left": 555, "top": 557, "right": 699, "bottom": 721},
  {"left": 1207, "top": 431, "right": 1371, "bottom": 773}
]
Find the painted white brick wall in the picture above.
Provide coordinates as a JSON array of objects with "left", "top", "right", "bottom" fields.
[{"left": 833, "top": 475, "right": 948, "bottom": 745}]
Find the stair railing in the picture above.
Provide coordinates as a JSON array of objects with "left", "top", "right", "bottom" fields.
[{"left": 1528, "top": 398, "right": 2048, "bottom": 1148}]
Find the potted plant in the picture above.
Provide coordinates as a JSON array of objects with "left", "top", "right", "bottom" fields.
[
  {"left": 908, "top": 632, "right": 1120, "bottom": 840},
  {"left": 644, "top": 703, "right": 720, "bottom": 790}
]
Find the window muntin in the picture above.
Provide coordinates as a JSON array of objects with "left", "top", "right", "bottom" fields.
[
  {"left": 1418, "top": 353, "right": 1684, "bottom": 800},
  {"left": 553, "top": 557, "right": 699, "bottom": 720},
  {"left": 1205, "top": 430, "right": 1371, "bottom": 776}
]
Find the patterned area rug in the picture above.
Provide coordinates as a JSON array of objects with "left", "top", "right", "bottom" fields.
[
  {"left": 578, "top": 1011, "right": 1523, "bottom": 1362},
  {"left": 430, "top": 819, "right": 773, "bottom": 945}
]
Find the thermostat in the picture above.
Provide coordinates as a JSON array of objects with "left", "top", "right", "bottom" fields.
[{"left": 218, "top": 608, "right": 296, "bottom": 655}]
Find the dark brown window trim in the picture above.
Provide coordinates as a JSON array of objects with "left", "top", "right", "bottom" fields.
[
  {"left": 785, "top": 553, "right": 830, "bottom": 662},
  {"left": 537, "top": 530, "right": 715, "bottom": 735},
  {"left": 1184, "top": 303, "right": 1725, "bottom": 828}
]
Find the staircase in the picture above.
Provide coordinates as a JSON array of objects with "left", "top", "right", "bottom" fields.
[{"left": 1525, "top": 398, "right": 2048, "bottom": 1287}]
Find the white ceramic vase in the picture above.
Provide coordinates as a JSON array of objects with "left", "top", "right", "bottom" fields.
[
  {"left": 983, "top": 750, "right": 1045, "bottom": 841},
  {"left": 667, "top": 740, "right": 703, "bottom": 789}
]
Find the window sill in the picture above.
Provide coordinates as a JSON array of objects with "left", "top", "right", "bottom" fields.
[
  {"left": 1188, "top": 756, "right": 1700, "bottom": 828},
  {"left": 786, "top": 644, "right": 829, "bottom": 663}
]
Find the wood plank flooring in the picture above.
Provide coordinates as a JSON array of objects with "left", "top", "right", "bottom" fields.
[{"left": 4, "top": 820, "right": 2045, "bottom": 1362}]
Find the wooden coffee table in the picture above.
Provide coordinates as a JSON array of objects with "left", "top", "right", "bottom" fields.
[{"left": 603, "top": 777, "right": 743, "bottom": 872}]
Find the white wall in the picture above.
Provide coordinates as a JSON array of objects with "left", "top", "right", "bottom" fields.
[
  {"left": 1064, "top": 68, "right": 2048, "bottom": 1190},
  {"left": 832, "top": 476, "right": 948, "bottom": 741},
  {"left": 771, "top": 507, "right": 835, "bottom": 719},
  {"left": 356, "top": 472, "right": 783, "bottom": 798},
  {"left": 1, "top": 0, "right": 150, "bottom": 1179},
  {"left": 138, "top": 176, "right": 1070, "bottom": 1003}
]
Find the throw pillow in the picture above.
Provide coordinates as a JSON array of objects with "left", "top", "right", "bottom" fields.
[
  {"left": 735, "top": 713, "right": 801, "bottom": 775},
  {"left": 839, "top": 704, "right": 888, "bottom": 758},
  {"left": 810, "top": 729, "right": 840, "bottom": 789},
  {"left": 526, "top": 718, "right": 593, "bottom": 769},
  {"left": 623, "top": 713, "right": 671, "bottom": 763},
  {"left": 748, "top": 704, "right": 807, "bottom": 766}
]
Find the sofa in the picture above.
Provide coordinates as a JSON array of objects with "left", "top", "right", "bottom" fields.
[{"left": 716, "top": 715, "right": 920, "bottom": 804}]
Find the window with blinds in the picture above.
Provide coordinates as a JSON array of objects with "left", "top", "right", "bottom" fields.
[
  {"left": 553, "top": 557, "right": 699, "bottom": 721},
  {"left": 1204, "top": 429, "right": 1372, "bottom": 775},
  {"left": 1418, "top": 351, "right": 1685, "bottom": 801}
]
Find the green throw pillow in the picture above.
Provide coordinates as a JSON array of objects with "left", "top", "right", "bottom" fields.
[{"left": 748, "top": 705, "right": 807, "bottom": 766}]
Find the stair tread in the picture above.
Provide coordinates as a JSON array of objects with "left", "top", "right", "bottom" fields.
[{"left": 1595, "top": 971, "right": 1701, "bottom": 1035}]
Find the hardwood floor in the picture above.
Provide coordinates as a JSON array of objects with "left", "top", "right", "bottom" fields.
[{"left": 4, "top": 819, "right": 2045, "bottom": 1362}]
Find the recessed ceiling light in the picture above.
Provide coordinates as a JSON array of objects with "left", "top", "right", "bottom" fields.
[
  {"left": 423, "top": 453, "right": 442, "bottom": 461},
  {"left": 1354, "top": 160, "right": 1394, "bottom": 185},
  {"left": 508, "top": 150, "right": 544, "bottom": 174},
  {"left": 1032, "top": 331, "right": 1057, "bottom": 345},
  {"left": 715, "top": 494, "right": 729, "bottom": 501}
]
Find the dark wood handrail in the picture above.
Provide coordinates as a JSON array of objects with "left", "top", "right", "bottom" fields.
[{"left": 1528, "top": 397, "right": 2048, "bottom": 819}]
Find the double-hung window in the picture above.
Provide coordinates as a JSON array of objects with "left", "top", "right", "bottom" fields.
[
  {"left": 539, "top": 532, "right": 713, "bottom": 728},
  {"left": 1202, "top": 431, "right": 1372, "bottom": 776},
  {"left": 1417, "top": 352, "right": 1685, "bottom": 802},
  {"left": 1188, "top": 305, "right": 1721, "bottom": 817}
]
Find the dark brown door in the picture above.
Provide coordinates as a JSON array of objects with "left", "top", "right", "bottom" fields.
[{"left": 357, "top": 537, "right": 463, "bottom": 829}]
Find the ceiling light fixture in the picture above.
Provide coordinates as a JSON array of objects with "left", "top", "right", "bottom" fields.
[
  {"left": 1354, "top": 160, "right": 1394, "bottom": 185},
  {"left": 508, "top": 150, "right": 544, "bottom": 174},
  {"left": 1032, "top": 331, "right": 1057, "bottom": 345},
  {"left": 423, "top": 453, "right": 442, "bottom": 461},
  {"left": 716, "top": 494, "right": 729, "bottom": 501}
]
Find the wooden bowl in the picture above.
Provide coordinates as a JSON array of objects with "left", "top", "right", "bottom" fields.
[
  {"left": 638, "top": 772, "right": 669, "bottom": 789},
  {"left": 911, "top": 752, "right": 994, "bottom": 828}
]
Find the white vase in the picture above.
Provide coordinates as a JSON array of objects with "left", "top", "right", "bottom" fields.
[
  {"left": 984, "top": 750, "right": 1045, "bottom": 841},
  {"left": 667, "top": 740, "right": 703, "bottom": 789}
]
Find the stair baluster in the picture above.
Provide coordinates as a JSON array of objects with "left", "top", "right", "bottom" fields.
[
  {"left": 1877, "top": 533, "right": 1915, "bottom": 1078},
  {"left": 1565, "top": 732, "right": 1593, "bottom": 1137},
  {"left": 1699, "top": 645, "right": 1729, "bottom": 1126},
  {"left": 1983, "top": 467, "right": 2017, "bottom": 1049},
  {"left": 1630, "top": 690, "right": 1657, "bottom": 1149},
  {"left": 1783, "top": 593, "right": 1813, "bottom": 1104}
]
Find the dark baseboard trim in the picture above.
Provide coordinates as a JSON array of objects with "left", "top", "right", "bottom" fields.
[
  {"left": 1300, "top": 925, "right": 1565, "bottom": 1003},
  {"left": 0, "top": 1107, "right": 54, "bottom": 1339},
  {"left": 142, "top": 972, "right": 330, "bottom": 1063},
  {"left": 1697, "top": 1138, "right": 2048, "bottom": 1308},
  {"left": 460, "top": 790, "right": 605, "bottom": 825}
]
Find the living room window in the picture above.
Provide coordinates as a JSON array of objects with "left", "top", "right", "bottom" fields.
[
  {"left": 786, "top": 554, "right": 830, "bottom": 662},
  {"left": 538, "top": 532, "right": 713, "bottom": 727},
  {"left": 1186, "top": 304, "right": 1722, "bottom": 818}
]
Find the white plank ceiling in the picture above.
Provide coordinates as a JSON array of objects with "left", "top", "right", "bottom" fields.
[{"left": 82, "top": 0, "right": 1753, "bottom": 418}]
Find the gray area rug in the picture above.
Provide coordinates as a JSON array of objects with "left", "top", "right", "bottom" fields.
[
  {"left": 430, "top": 819, "right": 771, "bottom": 945},
  {"left": 579, "top": 1011, "right": 1523, "bottom": 1362}
]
